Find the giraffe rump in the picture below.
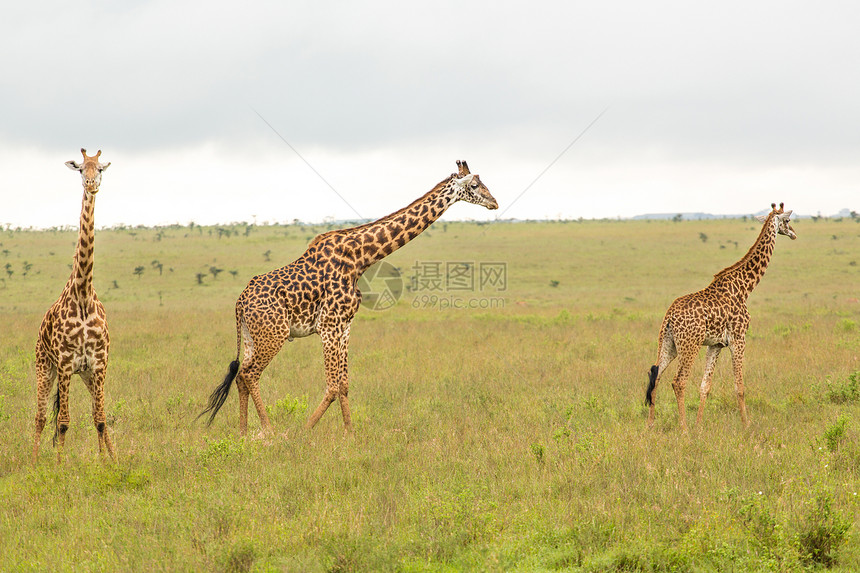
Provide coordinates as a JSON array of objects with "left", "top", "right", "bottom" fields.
[
  {"left": 646, "top": 365, "right": 658, "bottom": 406},
  {"left": 198, "top": 360, "right": 240, "bottom": 426}
]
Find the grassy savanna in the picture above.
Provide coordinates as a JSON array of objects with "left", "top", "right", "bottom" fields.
[{"left": 1, "top": 217, "right": 859, "bottom": 571}]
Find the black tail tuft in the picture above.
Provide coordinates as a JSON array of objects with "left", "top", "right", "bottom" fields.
[
  {"left": 197, "top": 360, "right": 240, "bottom": 426},
  {"left": 51, "top": 385, "right": 60, "bottom": 446},
  {"left": 646, "top": 365, "right": 659, "bottom": 406}
]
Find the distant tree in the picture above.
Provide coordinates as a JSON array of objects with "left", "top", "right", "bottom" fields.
[
  {"left": 151, "top": 260, "right": 164, "bottom": 275},
  {"left": 112, "top": 280, "right": 120, "bottom": 289},
  {"left": 195, "top": 273, "right": 206, "bottom": 285},
  {"left": 5, "top": 263, "right": 12, "bottom": 280},
  {"left": 133, "top": 266, "right": 145, "bottom": 279},
  {"left": 21, "top": 261, "right": 32, "bottom": 276},
  {"left": 263, "top": 250, "right": 272, "bottom": 262},
  {"left": 209, "top": 266, "right": 223, "bottom": 280},
  {"left": 229, "top": 270, "right": 239, "bottom": 279},
  {"left": 672, "top": 214, "right": 683, "bottom": 223},
  {"left": 699, "top": 232, "right": 708, "bottom": 243},
  {"left": 1, "top": 249, "right": 9, "bottom": 257}
]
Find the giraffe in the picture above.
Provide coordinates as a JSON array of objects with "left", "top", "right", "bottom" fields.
[
  {"left": 32, "top": 149, "right": 115, "bottom": 464},
  {"left": 199, "top": 160, "right": 498, "bottom": 434},
  {"left": 645, "top": 203, "right": 796, "bottom": 433}
]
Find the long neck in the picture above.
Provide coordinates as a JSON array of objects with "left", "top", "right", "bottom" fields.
[
  {"left": 351, "top": 178, "right": 458, "bottom": 270},
  {"left": 71, "top": 189, "right": 97, "bottom": 301},
  {"left": 711, "top": 215, "right": 777, "bottom": 298}
]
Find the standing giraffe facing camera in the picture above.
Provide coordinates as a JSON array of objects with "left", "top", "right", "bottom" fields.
[
  {"left": 646, "top": 203, "right": 796, "bottom": 433},
  {"left": 33, "top": 149, "right": 115, "bottom": 464},
  {"left": 199, "top": 160, "right": 498, "bottom": 434}
]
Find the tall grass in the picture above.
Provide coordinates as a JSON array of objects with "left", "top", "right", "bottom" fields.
[{"left": 0, "top": 218, "right": 858, "bottom": 571}]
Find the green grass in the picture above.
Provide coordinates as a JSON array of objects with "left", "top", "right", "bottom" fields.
[{"left": 1, "top": 217, "right": 859, "bottom": 571}]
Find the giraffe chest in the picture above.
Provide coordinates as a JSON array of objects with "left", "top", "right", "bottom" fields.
[{"left": 48, "top": 303, "right": 108, "bottom": 371}]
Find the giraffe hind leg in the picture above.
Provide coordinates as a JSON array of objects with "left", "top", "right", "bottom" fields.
[
  {"left": 647, "top": 327, "right": 677, "bottom": 428},
  {"left": 672, "top": 353, "right": 695, "bottom": 434},
  {"left": 696, "top": 345, "right": 722, "bottom": 428}
]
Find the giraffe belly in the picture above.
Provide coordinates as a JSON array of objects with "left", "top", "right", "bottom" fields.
[{"left": 703, "top": 329, "right": 730, "bottom": 348}]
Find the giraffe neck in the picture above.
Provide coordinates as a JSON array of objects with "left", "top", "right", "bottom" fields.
[
  {"left": 71, "top": 189, "right": 97, "bottom": 302},
  {"left": 711, "top": 214, "right": 777, "bottom": 298},
  {"left": 348, "top": 178, "right": 459, "bottom": 270}
]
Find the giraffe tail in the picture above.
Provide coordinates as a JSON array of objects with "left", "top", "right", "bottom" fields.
[
  {"left": 646, "top": 365, "right": 659, "bottom": 406},
  {"left": 50, "top": 385, "right": 60, "bottom": 446},
  {"left": 197, "top": 303, "right": 244, "bottom": 426},
  {"left": 197, "top": 360, "right": 240, "bottom": 426}
]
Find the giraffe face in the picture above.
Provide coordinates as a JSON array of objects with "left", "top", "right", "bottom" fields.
[
  {"left": 454, "top": 173, "right": 498, "bottom": 210},
  {"left": 776, "top": 211, "right": 796, "bottom": 240},
  {"left": 66, "top": 148, "right": 110, "bottom": 194}
]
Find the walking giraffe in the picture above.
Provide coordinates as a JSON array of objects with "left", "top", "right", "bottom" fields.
[
  {"left": 199, "top": 160, "right": 498, "bottom": 434},
  {"left": 645, "top": 203, "right": 796, "bottom": 432},
  {"left": 33, "top": 149, "right": 115, "bottom": 463}
]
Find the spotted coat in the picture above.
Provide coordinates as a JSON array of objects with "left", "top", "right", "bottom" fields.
[
  {"left": 200, "top": 160, "right": 498, "bottom": 434},
  {"left": 646, "top": 203, "right": 797, "bottom": 432},
  {"left": 33, "top": 149, "right": 116, "bottom": 464}
]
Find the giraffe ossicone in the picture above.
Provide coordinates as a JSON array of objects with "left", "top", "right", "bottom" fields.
[
  {"left": 199, "top": 160, "right": 498, "bottom": 434},
  {"left": 645, "top": 202, "right": 796, "bottom": 433}
]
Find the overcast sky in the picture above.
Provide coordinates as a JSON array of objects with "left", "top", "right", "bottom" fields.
[{"left": 1, "top": 0, "right": 857, "bottom": 228}]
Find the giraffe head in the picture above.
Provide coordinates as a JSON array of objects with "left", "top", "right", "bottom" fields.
[
  {"left": 65, "top": 148, "right": 110, "bottom": 194},
  {"left": 452, "top": 160, "right": 498, "bottom": 210},
  {"left": 756, "top": 202, "right": 796, "bottom": 240}
]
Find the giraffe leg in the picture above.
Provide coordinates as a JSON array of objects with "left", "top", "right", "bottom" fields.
[
  {"left": 32, "top": 352, "right": 56, "bottom": 465},
  {"left": 236, "top": 375, "right": 250, "bottom": 436},
  {"left": 337, "top": 327, "right": 352, "bottom": 432},
  {"left": 647, "top": 337, "right": 677, "bottom": 428},
  {"left": 54, "top": 369, "right": 73, "bottom": 464},
  {"left": 82, "top": 369, "right": 116, "bottom": 462},
  {"left": 672, "top": 354, "right": 695, "bottom": 434},
  {"left": 730, "top": 337, "right": 749, "bottom": 428},
  {"left": 234, "top": 348, "right": 279, "bottom": 435},
  {"left": 695, "top": 346, "right": 722, "bottom": 428},
  {"left": 307, "top": 327, "right": 348, "bottom": 430}
]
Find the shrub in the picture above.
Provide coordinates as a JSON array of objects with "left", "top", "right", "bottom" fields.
[
  {"left": 796, "top": 491, "right": 852, "bottom": 567},
  {"left": 825, "top": 371, "right": 860, "bottom": 404}
]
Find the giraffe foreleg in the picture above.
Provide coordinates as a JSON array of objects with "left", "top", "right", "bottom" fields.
[
  {"left": 696, "top": 345, "right": 722, "bottom": 428},
  {"left": 54, "top": 369, "right": 73, "bottom": 464},
  {"left": 32, "top": 352, "right": 56, "bottom": 465},
  {"left": 730, "top": 337, "right": 749, "bottom": 428},
  {"left": 307, "top": 328, "right": 348, "bottom": 430},
  {"left": 82, "top": 368, "right": 116, "bottom": 462}
]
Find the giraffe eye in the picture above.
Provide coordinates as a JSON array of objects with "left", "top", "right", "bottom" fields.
[{"left": 470, "top": 183, "right": 478, "bottom": 189}]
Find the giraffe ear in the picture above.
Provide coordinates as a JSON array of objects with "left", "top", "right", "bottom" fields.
[
  {"left": 65, "top": 160, "right": 82, "bottom": 171},
  {"left": 453, "top": 174, "right": 474, "bottom": 190},
  {"left": 98, "top": 161, "right": 111, "bottom": 172},
  {"left": 781, "top": 210, "right": 792, "bottom": 218},
  {"left": 755, "top": 214, "right": 768, "bottom": 223}
]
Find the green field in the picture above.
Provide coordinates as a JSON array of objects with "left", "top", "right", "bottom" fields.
[{"left": 1, "top": 217, "right": 859, "bottom": 572}]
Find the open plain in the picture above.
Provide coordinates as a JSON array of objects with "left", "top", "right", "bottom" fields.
[{"left": 1, "top": 217, "right": 859, "bottom": 571}]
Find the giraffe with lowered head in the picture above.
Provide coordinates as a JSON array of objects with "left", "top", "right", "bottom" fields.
[
  {"left": 32, "top": 149, "right": 115, "bottom": 463},
  {"left": 199, "top": 160, "right": 498, "bottom": 434},
  {"left": 646, "top": 203, "right": 796, "bottom": 432}
]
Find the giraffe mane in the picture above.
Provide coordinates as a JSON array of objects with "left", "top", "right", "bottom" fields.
[
  {"left": 711, "top": 211, "right": 776, "bottom": 281},
  {"left": 307, "top": 175, "right": 455, "bottom": 247}
]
